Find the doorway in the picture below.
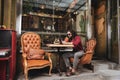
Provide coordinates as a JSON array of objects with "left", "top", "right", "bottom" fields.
[{"left": 107, "top": 0, "right": 120, "bottom": 63}]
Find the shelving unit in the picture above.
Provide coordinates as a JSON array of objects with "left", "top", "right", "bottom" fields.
[{"left": 0, "top": 29, "right": 16, "bottom": 80}]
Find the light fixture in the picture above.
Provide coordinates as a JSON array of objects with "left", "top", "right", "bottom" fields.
[
  {"left": 51, "top": 0, "right": 56, "bottom": 31},
  {"left": 52, "top": 1, "right": 56, "bottom": 25},
  {"left": 40, "top": 4, "right": 46, "bottom": 9},
  {"left": 39, "top": 0, "right": 46, "bottom": 9},
  {"left": 73, "top": 11, "right": 78, "bottom": 14}
]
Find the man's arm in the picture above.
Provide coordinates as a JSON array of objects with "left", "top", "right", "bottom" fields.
[
  {"left": 72, "top": 36, "right": 81, "bottom": 46},
  {"left": 85, "top": 50, "right": 93, "bottom": 54},
  {"left": 62, "top": 41, "right": 73, "bottom": 45}
]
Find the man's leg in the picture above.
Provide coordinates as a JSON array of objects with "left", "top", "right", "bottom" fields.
[
  {"left": 72, "top": 51, "right": 84, "bottom": 73},
  {"left": 62, "top": 52, "right": 74, "bottom": 76},
  {"left": 62, "top": 52, "right": 74, "bottom": 68}
]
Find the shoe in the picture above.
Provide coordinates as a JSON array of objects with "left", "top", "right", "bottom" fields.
[
  {"left": 66, "top": 69, "right": 72, "bottom": 76},
  {"left": 71, "top": 68, "right": 77, "bottom": 75},
  {"left": 66, "top": 72, "right": 71, "bottom": 76},
  {"left": 71, "top": 72, "right": 76, "bottom": 75}
]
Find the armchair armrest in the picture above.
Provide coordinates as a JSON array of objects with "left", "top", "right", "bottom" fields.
[
  {"left": 85, "top": 50, "right": 93, "bottom": 54},
  {"left": 22, "top": 53, "right": 27, "bottom": 58},
  {"left": 22, "top": 53, "right": 27, "bottom": 67}
]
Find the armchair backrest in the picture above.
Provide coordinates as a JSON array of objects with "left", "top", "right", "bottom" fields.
[
  {"left": 21, "top": 32, "right": 41, "bottom": 54},
  {"left": 86, "top": 38, "right": 96, "bottom": 52},
  {"left": 80, "top": 38, "right": 96, "bottom": 64}
]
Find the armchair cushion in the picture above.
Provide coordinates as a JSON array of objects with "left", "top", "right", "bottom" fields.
[
  {"left": 27, "top": 48, "right": 45, "bottom": 60},
  {"left": 27, "top": 60, "right": 51, "bottom": 68}
]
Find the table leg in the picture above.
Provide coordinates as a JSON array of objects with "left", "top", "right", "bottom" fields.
[{"left": 56, "top": 48, "right": 62, "bottom": 76}]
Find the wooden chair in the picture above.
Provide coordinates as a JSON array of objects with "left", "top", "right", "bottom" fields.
[
  {"left": 21, "top": 32, "right": 52, "bottom": 80},
  {"left": 70, "top": 38, "right": 96, "bottom": 71}
]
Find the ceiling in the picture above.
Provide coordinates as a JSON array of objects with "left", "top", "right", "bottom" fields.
[{"left": 23, "top": 0, "right": 87, "bottom": 17}]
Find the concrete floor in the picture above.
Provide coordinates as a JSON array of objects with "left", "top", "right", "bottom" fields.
[
  {"left": 17, "top": 67, "right": 97, "bottom": 80},
  {"left": 16, "top": 60, "right": 120, "bottom": 80}
]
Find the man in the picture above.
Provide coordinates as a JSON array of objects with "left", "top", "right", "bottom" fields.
[{"left": 62, "top": 30, "right": 84, "bottom": 76}]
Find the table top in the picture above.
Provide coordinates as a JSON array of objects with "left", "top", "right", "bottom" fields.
[{"left": 46, "top": 43, "right": 74, "bottom": 48}]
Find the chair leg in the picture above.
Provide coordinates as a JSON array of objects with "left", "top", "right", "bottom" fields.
[
  {"left": 88, "top": 62, "right": 94, "bottom": 72},
  {"left": 24, "top": 69, "right": 28, "bottom": 80},
  {"left": 49, "top": 64, "right": 52, "bottom": 76},
  {"left": 82, "top": 63, "right": 94, "bottom": 72},
  {"left": 90, "top": 63, "right": 94, "bottom": 72}
]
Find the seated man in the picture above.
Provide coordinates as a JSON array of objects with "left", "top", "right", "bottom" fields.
[{"left": 62, "top": 30, "right": 84, "bottom": 76}]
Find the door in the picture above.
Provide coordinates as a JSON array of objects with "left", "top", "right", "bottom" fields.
[{"left": 108, "top": 0, "right": 119, "bottom": 63}]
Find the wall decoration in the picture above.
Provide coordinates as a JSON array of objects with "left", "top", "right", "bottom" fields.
[
  {"left": 95, "top": 17, "right": 105, "bottom": 35},
  {"left": 79, "top": 15, "right": 86, "bottom": 32},
  {"left": 95, "top": 1, "right": 105, "bottom": 35},
  {"left": 76, "top": 11, "right": 87, "bottom": 33}
]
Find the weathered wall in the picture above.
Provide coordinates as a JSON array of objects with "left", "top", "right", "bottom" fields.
[{"left": 93, "top": 0, "right": 107, "bottom": 58}]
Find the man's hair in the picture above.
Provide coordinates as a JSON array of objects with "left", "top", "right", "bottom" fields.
[{"left": 68, "top": 29, "right": 77, "bottom": 38}]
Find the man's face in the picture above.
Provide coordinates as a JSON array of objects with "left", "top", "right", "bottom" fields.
[{"left": 67, "top": 31, "right": 72, "bottom": 38}]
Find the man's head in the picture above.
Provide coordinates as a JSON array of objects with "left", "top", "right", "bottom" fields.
[
  {"left": 67, "top": 30, "right": 77, "bottom": 38},
  {"left": 67, "top": 31, "right": 72, "bottom": 38}
]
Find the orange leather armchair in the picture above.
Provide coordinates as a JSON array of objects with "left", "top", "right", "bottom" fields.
[
  {"left": 21, "top": 32, "right": 52, "bottom": 80},
  {"left": 70, "top": 38, "right": 96, "bottom": 69}
]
